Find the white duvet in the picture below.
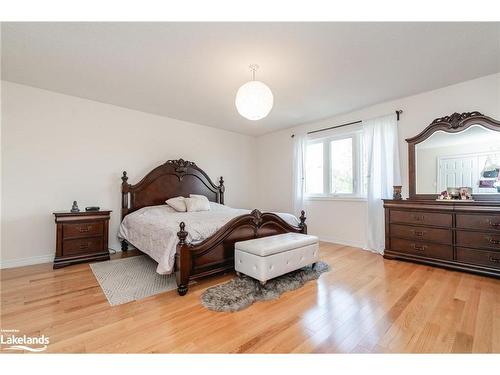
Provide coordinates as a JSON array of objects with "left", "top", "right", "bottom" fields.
[{"left": 118, "top": 202, "right": 300, "bottom": 274}]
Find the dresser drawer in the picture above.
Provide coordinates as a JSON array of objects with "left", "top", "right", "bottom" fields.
[
  {"left": 63, "top": 222, "right": 103, "bottom": 238},
  {"left": 457, "top": 247, "right": 500, "bottom": 270},
  {"left": 390, "top": 224, "right": 452, "bottom": 244},
  {"left": 390, "top": 238, "right": 453, "bottom": 260},
  {"left": 63, "top": 237, "right": 103, "bottom": 256},
  {"left": 456, "top": 231, "right": 500, "bottom": 251},
  {"left": 390, "top": 210, "right": 452, "bottom": 227},
  {"left": 456, "top": 214, "right": 500, "bottom": 231}
]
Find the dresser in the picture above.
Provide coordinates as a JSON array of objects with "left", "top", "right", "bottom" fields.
[
  {"left": 53, "top": 210, "right": 111, "bottom": 268},
  {"left": 384, "top": 200, "right": 500, "bottom": 277},
  {"left": 383, "top": 111, "right": 500, "bottom": 278}
]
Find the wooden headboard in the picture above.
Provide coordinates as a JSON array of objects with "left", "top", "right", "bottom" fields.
[{"left": 121, "top": 159, "right": 225, "bottom": 220}]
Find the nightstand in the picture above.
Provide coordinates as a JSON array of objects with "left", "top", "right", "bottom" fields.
[{"left": 53, "top": 210, "right": 112, "bottom": 269}]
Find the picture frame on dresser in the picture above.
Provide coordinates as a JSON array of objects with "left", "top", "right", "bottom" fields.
[{"left": 383, "top": 112, "right": 500, "bottom": 278}]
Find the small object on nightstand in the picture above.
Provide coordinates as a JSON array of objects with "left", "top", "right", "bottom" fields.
[
  {"left": 85, "top": 206, "right": 100, "bottom": 212},
  {"left": 70, "top": 200, "right": 80, "bottom": 213},
  {"left": 53, "top": 210, "right": 112, "bottom": 269},
  {"left": 393, "top": 185, "right": 402, "bottom": 200}
]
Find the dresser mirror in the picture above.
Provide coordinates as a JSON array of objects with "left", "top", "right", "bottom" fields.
[{"left": 408, "top": 112, "right": 500, "bottom": 201}]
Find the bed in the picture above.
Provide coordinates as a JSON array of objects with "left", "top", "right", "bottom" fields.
[{"left": 119, "top": 159, "right": 307, "bottom": 296}]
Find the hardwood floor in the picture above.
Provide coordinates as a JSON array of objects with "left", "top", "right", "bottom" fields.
[{"left": 1, "top": 242, "right": 500, "bottom": 353}]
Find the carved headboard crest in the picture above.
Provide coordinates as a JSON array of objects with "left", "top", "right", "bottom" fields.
[{"left": 166, "top": 158, "right": 196, "bottom": 175}]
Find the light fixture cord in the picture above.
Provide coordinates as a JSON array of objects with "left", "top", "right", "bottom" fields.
[{"left": 249, "top": 64, "right": 259, "bottom": 81}]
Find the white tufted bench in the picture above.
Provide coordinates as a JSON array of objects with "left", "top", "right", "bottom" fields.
[{"left": 234, "top": 233, "right": 320, "bottom": 284}]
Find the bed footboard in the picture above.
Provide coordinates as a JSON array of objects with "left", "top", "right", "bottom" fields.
[{"left": 175, "top": 209, "right": 306, "bottom": 296}]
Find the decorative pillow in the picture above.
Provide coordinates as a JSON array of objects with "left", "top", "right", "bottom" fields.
[
  {"left": 185, "top": 195, "right": 211, "bottom": 212},
  {"left": 165, "top": 196, "right": 187, "bottom": 212}
]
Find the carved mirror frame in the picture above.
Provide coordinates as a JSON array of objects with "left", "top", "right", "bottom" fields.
[{"left": 407, "top": 111, "right": 500, "bottom": 201}]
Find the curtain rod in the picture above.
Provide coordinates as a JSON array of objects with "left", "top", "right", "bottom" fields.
[{"left": 291, "top": 110, "right": 403, "bottom": 138}]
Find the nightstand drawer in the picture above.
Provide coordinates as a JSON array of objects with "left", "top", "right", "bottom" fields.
[
  {"left": 63, "top": 222, "right": 103, "bottom": 238},
  {"left": 63, "top": 237, "right": 103, "bottom": 256}
]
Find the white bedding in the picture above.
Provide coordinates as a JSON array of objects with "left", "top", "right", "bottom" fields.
[{"left": 118, "top": 202, "right": 300, "bottom": 274}]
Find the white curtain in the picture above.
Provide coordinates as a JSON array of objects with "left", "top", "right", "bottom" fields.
[
  {"left": 363, "top": 113, "right": 401, "bottom": 254},
  {"left": 292, "top": 132, "right": 307, "bottom": 216}
]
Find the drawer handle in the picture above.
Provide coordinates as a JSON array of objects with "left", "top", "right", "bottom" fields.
[
  {"left": 79, "top": 242, "right": 90, "bottom": 250},
  {"left": 489, "top": 220, "right": 500, "bottom": 228},
  {"left": 411, "top": 244, "right": 427, "bottom": 251},
  {"left": 411, "top": 230, "right": 425, "bottom": 237},
  {"left": 79, "top": 225, "right": 92, "bottom": 233},
  {"left": 412, "top": 215, "right": 425, "bottom": 222},
  {"left": 489, "top": 256, "right": 500, "bottom": 264},
  {"left": 486, "top": 236, "right": 500, "bottom": 245}
]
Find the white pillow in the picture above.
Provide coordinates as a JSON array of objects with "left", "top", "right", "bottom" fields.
[
  {"left": 165, "top": 196, "right": 187, "bottom": 212},
  {"left": 185, "top": 195, "right": 211, "bottom": 212}
]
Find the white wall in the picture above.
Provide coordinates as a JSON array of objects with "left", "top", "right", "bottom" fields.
[
  {"left": 256, "top": 73, "right": 500, "bottom": 248},
  {"left": 1, "top": 81, "right": 258, "bottom": 267},
  {"left": 2, "top": 73, "right": 500, "bottom": 267}
]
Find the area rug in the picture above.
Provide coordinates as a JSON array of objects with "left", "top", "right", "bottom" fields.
[
  {"left": 90, "top": 255, "right": 177, "bottom": 306},
  {"left": 201, "top": 261, "right": 330, "bottom": 312}
]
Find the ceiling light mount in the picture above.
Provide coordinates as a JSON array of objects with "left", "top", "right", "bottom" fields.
[{"left": 248, "top": 64, "right": 259, "bottom": 80}]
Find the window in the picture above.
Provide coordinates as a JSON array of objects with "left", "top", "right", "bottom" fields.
[{"left": 305, "top": 131, "right": 365, "bottom": 198}]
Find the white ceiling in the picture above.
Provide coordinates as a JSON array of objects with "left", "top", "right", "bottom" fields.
[{"left": 2, "top": 22, "right": 500, "bottom": 136}]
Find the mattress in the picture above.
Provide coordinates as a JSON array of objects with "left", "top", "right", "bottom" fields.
[{"left": 118, "top": 202, "right": 300, "bottom": 274}]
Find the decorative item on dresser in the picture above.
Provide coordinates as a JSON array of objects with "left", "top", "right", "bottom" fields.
[
  {"left": 384, "top": 112, "right": 500, "bottom": 277},
  {"left": 53, "top": 210, "right": 111, "bottom": 269}
]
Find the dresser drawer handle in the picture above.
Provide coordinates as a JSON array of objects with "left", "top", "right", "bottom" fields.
[
  {"left": 79, "top": 242, "right": 90, "bottom": 250},
  {"left": 489, "top": 256, "right": 500, "bottom": 264},
  {"left": 79, "top": 225, "right": 92, "bottom": 233},
  {"left": 489, "top": 220, "right": 500, "bottom": 228},
  {"left": 411, "top": 244, "right": 427, "bottom": 251},
  {"left": 412, "top": 215, "right": 425, "bottom": 222},
  {"left": 411, "top": 230, "right": 425, "bottom": 237},
  {"left": 485, "top": 236, "right": 500, "bottom": 245}
]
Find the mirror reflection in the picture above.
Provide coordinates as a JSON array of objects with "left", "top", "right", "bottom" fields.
[{"left": 416, "top": 125, "right": 500, "bottom": 196}]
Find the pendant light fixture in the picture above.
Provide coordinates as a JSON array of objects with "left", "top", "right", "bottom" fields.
[{"left": 235, "top": 64, "right": 274, "bottom": 121}]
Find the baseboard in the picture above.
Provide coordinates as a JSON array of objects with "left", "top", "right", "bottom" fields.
[
  {"left": 0, "top": 254, "right": 54, "bottom": 269},
  {"left": 319, "top": 236, "right": 367, "bottom": 249},
  {"left": 0, "top": 245, "right": 133, "bottom": 270}
]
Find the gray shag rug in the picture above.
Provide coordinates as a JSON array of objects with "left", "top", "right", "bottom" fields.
[
  {"left": 90, "top": 255, "right": 178, "bottom": 306},
  {"left": 201, "top": 261, "right": 330, "bottom": 312}
]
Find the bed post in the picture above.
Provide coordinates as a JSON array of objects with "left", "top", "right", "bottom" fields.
[
  {"left": 218, "top": 176, "right": 225, "bottom": 205},
  {"left": 121, "top": 171, "right": 130, "bottom": 251},
  {"left": 175, "top": 222, "right": 191, "bottom": 296},
  {"left": 299, "top": 210, "right": 307, "bottom": 234}
]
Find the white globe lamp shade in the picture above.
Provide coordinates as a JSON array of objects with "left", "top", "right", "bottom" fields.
[{"left": 235, "top": 80, "right": 274, "bottom": 121}]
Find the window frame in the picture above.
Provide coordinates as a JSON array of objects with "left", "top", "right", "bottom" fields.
[{"left": 305, "top": 130, "right": 366, "bottom": 201}]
